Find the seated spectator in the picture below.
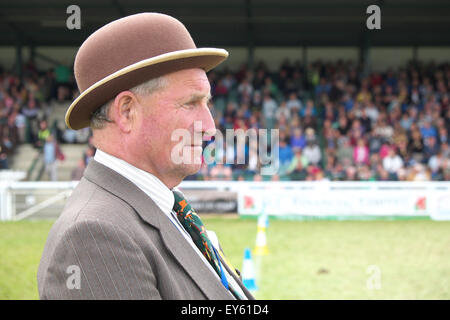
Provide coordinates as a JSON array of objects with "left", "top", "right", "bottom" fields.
[
  {"left": 278, "top": 138, "right": 294, "bottom": 174},
  {"left": 377, "top": 167, "right": 391, "bottom": 181},
  {"left": 358, "top": 108, "right": 372, "bottom": 133},
  {"left": 424, "top": 136, "right": 440, "bottom": 160},
  {"left": 420, "top": 119, "right": 437, "bottom": 140},
  {"left": 399, "top": 113, "right": 414, "bottom": 131},
  {"left": 303, "top": 139, "right": 321, "bottom": 166},
  {"left": 302, "top": 110, "right": 318, "bottom": 131},
  {"left": 287, "top": 147, "right": 308, "bottom": 175},
  {"left": 357, "top": 165, "right": 375, "bottom": 181},
  {"left": 271, "top": 174, "right": 280, "bottom": 181},
  {"left": 262, "top": 92, "right": 278, "bottom": 129},
  {"left": 315, "top": 78, "right": 331, "bottom": 97},
  {"left": 336, "top": 115, "right": 350, "bottom": 136},
  {"left": 290, "top": 127, "right": 306, "bottom": 150},
  {"left": 353, "top": 138, "right": 370, "bottom": 166},
  {"left": 286, "top": 92, "right": 302, "bottom": 115},
  {"left": 348, "top": 119, "right": 365, "bottom": 145},
  {"left": 305, "top": 164, "right": 321, "bottom": 180},
  {"left": 336, "top": 137, "right": 353, "bottom": 165},
  {"left": 356, "top": 81, "right": 372, "bottom": 103},
  {"left": 408, "top": 128, "right": 425, "bottom": 163},
  {"left": 247, "top": 147, "right": 259, "bottom": 174},
  {"left": 253, "top": 173, "right": 263, "bottom": 181},
  {"left": 379, "top": 141, "right": 392, "bottom": 160},
  {"left": 210, "top": 163, "right": 233, "bottom": 181},
  {"left": 382, "top": 149, "right": 404, "bottom": 177},
  {"left": 275, "top": 101, "right": 290, "bottom": 122},
  {"left": 263, "top": 76, "right": 279, "bottom": 98},
  {"left": 63, "top": 128, "right": 77, "bottom": 143},
  {"left": 440, "top": 143, "right": 450, "bottom": 159},
  {"left": 407, "top": 163, "right": 431, "bottom": 181},
  {"left": 345, "top": 166, "right": 358, "bottom": 181},
  {"left": 237, "top": 77, "right": 253, "bottom": 103},
  {"left": 428, "top": 151, "right": 444, "bottom": 179},
  {"left": 0, "top": 150, "right": 8, "bottom": 169},
  {"left": 365, "top": 102, "right": 379, "bottom": 124},
  {"left": 374, "top": 118, "right": 394, "bottom": 141},
  {"left": 367, "top": 129, "right": 384, "bottom": 154},
  {"left": 437, "top": 126, "right": 448, "bottom": 145},
  {"left": 276, "top": 113, "right": 289, "bottom": 132},
  {"left": 300, "top": 99, "right": 316, "bottom": 118},
  {"left": 251, "top": 90, "right": 263, "bottom": 110}
]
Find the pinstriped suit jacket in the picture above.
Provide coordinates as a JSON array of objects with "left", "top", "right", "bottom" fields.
[{"left": 37, "top": 160, "right": 254, "bottom": 300}]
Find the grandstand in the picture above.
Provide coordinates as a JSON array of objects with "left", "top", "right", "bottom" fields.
[
  {"left": 0, "top": 0, "right": 449, "bottom": 301},
  {"left": 0, "top": 1, "right": 449, "bottom": 220}
]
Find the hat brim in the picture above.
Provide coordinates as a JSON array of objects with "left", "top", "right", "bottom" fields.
[{"left": 65, "top": 48, "right": 228, "bottom": 130}]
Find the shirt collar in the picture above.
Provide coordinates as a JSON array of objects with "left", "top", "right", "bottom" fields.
[{"left": 94, "top": 149, "right": 175, "bottom": 215}]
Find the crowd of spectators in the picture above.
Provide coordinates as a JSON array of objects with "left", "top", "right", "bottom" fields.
[
  {"left": 1, "top": 57, "right": 449, "bottom": 182},
  {"left": 0, "top": 62, "right": 86, "bottom": 178},
  {"left": 190, "top": 58, "right": 449, "bottom": 181}
]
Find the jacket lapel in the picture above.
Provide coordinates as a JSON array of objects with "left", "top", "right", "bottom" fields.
[
  {"left": 83, "top": 160, "right": 234, "bottom": 299},
  {"left": 158, "top": 214, "right": 235, "bottom": 299}
]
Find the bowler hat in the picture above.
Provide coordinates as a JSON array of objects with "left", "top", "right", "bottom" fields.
[{"left": 65, "top": 12, "right": 228, "bottom": 130}]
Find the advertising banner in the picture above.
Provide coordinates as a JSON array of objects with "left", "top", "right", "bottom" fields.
[
  {"left": 179, "top": 189, "right": 237, "bottom": 214},
  {"left": 238, "top": 183, "right": 450, "bottom": 220}
]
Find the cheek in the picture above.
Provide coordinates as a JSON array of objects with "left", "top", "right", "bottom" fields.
[{"left": 139, "top": 112, "right": 181, "bottom": 155}]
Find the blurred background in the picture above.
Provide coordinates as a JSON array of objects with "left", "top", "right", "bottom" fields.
[{"left": 0, "top": 0, "right": 449, "bottom": 299}]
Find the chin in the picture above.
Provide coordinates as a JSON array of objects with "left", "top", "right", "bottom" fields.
[
  {"left": 184, "top": 162, "right": 202, "bottom": 176},
  {"left": 174, "top": 162, "right": 202, "bottom": 178},
  {"left": 170, "top": 148, "right": 203, "bottom": 178}
]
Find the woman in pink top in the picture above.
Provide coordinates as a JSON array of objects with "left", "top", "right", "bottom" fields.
[{"left": 353, "top": 138, "right": 370, "bottom": 165}]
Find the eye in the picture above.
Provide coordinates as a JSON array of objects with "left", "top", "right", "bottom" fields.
[{"left": 183, "top": 101, "right": 197, "bottom": 109}]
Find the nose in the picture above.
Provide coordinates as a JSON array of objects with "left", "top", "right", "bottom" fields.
[{"left": 198, "top": 104, "right": 216, "bottom": 138}]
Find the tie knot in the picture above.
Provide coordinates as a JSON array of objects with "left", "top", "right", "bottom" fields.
[{"left": 173, "top": 190, "right": 192, "bottom": 215}]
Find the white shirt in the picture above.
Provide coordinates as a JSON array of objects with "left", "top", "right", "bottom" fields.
[
  {"left": 94, "top": 149, "right": 246, "bottom": 298},
  {"left": 382, "top": 155, "right": 404, "bottom": 174}
]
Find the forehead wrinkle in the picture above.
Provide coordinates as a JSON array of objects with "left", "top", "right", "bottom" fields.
[{"left": 181, "top": 75, "right": 210, "bottom": 91}]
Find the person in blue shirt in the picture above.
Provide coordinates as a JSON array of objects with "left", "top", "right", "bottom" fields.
[
  {"left": 420, "top": 120, "right": 437, "bottom": 140},
  {"left": 278, "top": 138, "right": 294, "bottom": 175},
  {"left": 43, "top": 135, "right": 57, "bottom": 181}
]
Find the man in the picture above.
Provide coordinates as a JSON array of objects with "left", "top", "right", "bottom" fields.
[{"left": 37, "top": 13, "right": 254, "bottom": 300}]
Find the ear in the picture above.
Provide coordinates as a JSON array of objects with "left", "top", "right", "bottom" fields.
[{"left": 110, "top": 91, "right": 138, "bottom": 133}]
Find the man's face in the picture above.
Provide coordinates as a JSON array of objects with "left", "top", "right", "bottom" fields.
[{"left": 133, "top": 68, "right": 215, "bottom": 186}]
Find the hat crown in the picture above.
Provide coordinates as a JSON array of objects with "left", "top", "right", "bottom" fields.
[
  {"left": 74, "top": 13, "right": 196, "bottom": 93},
  {"left": 66, "top": 12, "right": 227, "bottom": 130}
]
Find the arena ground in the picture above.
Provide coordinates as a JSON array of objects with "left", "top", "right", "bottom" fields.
[{"left": 1, "top": 217, "right": 449, "bottom": 299}]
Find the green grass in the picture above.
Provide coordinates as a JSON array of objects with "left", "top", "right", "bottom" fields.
[
  {"left": 0, "top": 220, "right": 54, "bottom": 300},
  {"left": 1, "top": 218, "right": 449, "bottom": 299}
]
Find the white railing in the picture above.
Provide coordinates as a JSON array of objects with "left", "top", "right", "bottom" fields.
[
  {"left": 0, "top": 181, "right": 79, "bottom": 221},
  {"left": 1, "top": 180, "right": 449, "bottom": 221}
]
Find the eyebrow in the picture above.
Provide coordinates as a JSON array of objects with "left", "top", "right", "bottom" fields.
[{"left": 186, "top": 92, "right": 212, "bottom": 104}]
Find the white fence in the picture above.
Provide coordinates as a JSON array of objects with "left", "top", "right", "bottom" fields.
[
  {"left": 1, "top": 180, "right": 449, "bottom": 221},
  {"left": 0, "top": 181, "right": 78, "bottom": 221}
]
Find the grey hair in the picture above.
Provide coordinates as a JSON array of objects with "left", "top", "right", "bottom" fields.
[{"left": 90, "top": 76, "right": 167, "bottom": 130}]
